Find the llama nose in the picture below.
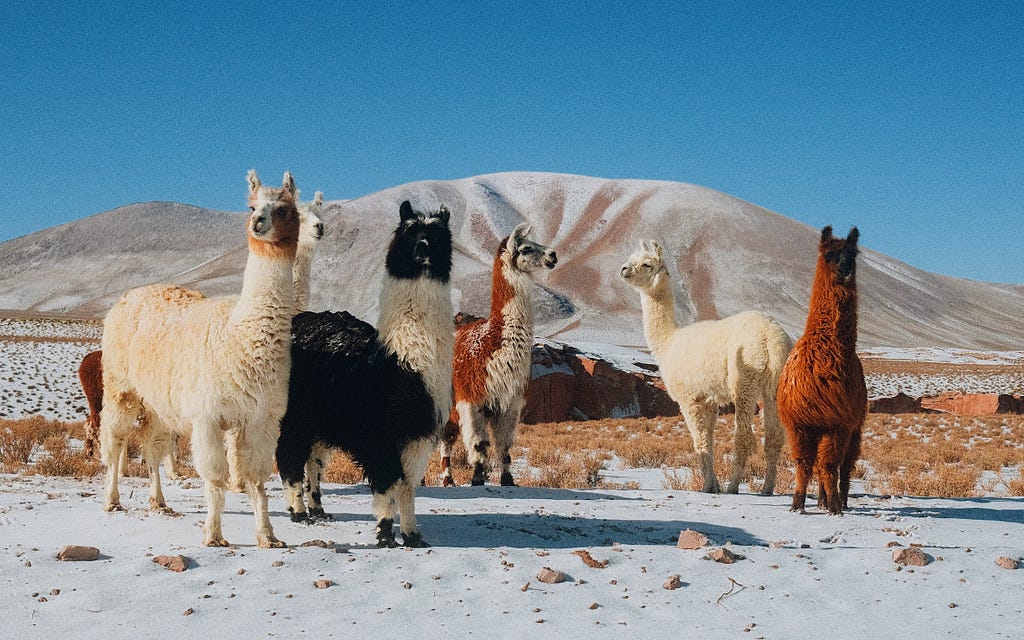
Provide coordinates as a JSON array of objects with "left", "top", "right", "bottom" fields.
[
  {"left": 315, "top": 222, "right": 324, "bottom": 238},
  {"left": 251, "top": 213, "right": 268, "bottom": 235},
  {"left": 546, "top": 251, "right": 558, "bottom": 267}
]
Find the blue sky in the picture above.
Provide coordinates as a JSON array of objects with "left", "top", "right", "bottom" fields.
[{"left": 2, "top": 2, "right": 1022, "bottom": 283}]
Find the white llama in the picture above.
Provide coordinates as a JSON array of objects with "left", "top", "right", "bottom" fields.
[
  {"left": 100, "top": 170, "right": 301, "bottom": 548},
  {"left": 620, "top": 239, "right": 792, "bottom": 494}
]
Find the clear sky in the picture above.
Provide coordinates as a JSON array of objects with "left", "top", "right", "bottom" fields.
[{"left": 2, "top": 2, "right": 1022, "bottom": 283}]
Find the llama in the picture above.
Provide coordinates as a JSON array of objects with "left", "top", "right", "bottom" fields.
[
  {"left": 100, "top": 170, "right": 300, "bottom": 548},
  {"left": 620, "top": 239, "right": 791, "bottom": 494},
  {"left": 292, "top": 191, "right": 325, "bottom": 313},
  {"left": 85, "top": 192, "right": 322, "bottom": 487},
  {"left": 777, "top": 226, "right": 866, "bottom": 515},
  {"left": 276, "top": 200, "right": 454, "bottom": 548},
  {"left": 79, "top": 352, "right": 182, "bottom": 478},
  {"left": 78, "top": 350, "right": 103, "bottom": 459},
  {"left": 438, "top": 223, "right": 557, "bottom": 486}
]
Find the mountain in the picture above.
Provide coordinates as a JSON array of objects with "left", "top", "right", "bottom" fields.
[{"left": 1, "top": 172, "right": 1021, "bottom": 349}]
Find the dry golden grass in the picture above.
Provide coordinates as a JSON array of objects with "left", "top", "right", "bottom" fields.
[{"left": 4, "top": 411, "right": 1024, "bottom": 498}]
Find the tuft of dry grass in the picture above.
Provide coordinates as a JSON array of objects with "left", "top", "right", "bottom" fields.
[
  {"left": 32, "top": 434, "right": 104, "bottom": 477},
  {"left": 1, "top": 416, "right": 67, "bottom": 472}
]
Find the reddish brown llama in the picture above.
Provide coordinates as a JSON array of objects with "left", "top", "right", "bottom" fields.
[
  {"left": 78, "top": 350, "right": 103, "bottom": 459},
  {"left": 438, "top": 223, "right": 556, "bottom": 486},
  {"left": 777, "top": 226, "right": 867, "bottom": 515}
]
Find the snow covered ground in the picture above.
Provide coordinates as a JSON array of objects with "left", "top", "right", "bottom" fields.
[
  {"left": 3, "top": 473, "right": 1022, "bottom": 639},
  {"left": 2, "top": 316, "right": 1023, "bottom": 639}
]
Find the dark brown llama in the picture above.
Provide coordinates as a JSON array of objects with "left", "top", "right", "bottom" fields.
[{"left": 777, "top": 226, "right": 867, "bottom": 515}]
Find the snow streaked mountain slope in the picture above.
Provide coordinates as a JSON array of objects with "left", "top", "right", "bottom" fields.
[{"left": 1, "top": 172, "right": 1021, "bottom": 349}]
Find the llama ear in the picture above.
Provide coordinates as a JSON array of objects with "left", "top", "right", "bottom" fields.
[
  {"left": 247, "top": 169, "right": 261, "bottom": 195},
  {"left": 650, "top": 240, "right": 664, "bottom": 260},
  {"left": 433, "top": 204, "right": 450, "bottom": 224},
  {"left": 820, "top": 226, "right": 834, "bottom": 245},
  {"left": 399, "top": 200, "right": 415, "bottom": 222},
  {"left": 513, "top": 222, "right": 532, "bottom": 243},
  {"left": 313, "top": 191, "right": 324, "bottom": 207},
  {"left": 847, "top": 227, "right": 859, "bottom": 246},
  {"left": 282, "top": 172, "right": 297, "bottom": 198}
]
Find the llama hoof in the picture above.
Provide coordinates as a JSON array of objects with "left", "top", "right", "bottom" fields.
[
  {"left": 470, "top": 477, "right": 485, "bottom": 486},
  {"left": 441, "top": 475, "right": 459, "bottom": 487},
  {"left": 204, "top": 537, "right": 230, "bottom": 547},
  {"left": 308, "top": 507, "right": 330, "bottom": 520},
  {"left": 289, "top": 510, "right": 310, "bottom": 523},
  {"left": 725, "top": 484, "right": 740, "bottom": 494},
  {"left": 499, "top": 472, "right": 517, "bottom": 487},
  {"left": 258, "top": 536, "right": 287, "bottom": 549},
  {"left": 376, "top": 537, "right": 399, "bottom": 549},
  {"left": 402, "top": 531, "right": 430, "bottom": 548}
]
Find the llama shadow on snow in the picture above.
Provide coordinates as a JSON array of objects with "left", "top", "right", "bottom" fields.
[
  {"left": 315, "top": 484, "right": 641, "bottom": 502},
  {"left": 865, "top": 496, "right": 1024, "bottom": 526},
  {"left": 268, "top": 485, "right": 765, "bottom": 549}
]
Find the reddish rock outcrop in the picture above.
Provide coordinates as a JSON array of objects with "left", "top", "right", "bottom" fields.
[
  {"left": 523, "top": 342, "right": 677, "bottom": 423},
  {"left": 920, "top": 393, "right": 1024, "bottom": 415}
]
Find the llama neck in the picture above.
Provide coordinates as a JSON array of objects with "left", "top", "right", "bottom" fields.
[
  {"left": 802, "top": 267, "right": 859, "bottom": 357},
  {"left": 489, "top": 254, "right": 536, "bottom": 342},
  {"left": 230, "top": 251, "right": 295, "bottom": 329},
  {"left": 639, "top": 274, "right": 681, "bottom": 360},
  {"left": 292, "top": 242, "right": 316, "bottom": 313}
]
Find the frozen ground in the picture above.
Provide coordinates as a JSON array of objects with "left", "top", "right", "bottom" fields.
[
  {"left": 2, "top": 473, "right": 1022, "bottom": 639},
  {"left": 2, "top": 318, "right": 1022, "bottom": 424}
]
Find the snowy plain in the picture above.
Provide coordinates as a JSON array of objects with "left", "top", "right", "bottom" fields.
[{"left": 2, "top": 317, "right": 1023, "bottom": 639}]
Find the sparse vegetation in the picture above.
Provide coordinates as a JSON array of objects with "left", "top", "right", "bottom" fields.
[{"left": 3, "top": 412, "right": 1023, "bottom": 498}]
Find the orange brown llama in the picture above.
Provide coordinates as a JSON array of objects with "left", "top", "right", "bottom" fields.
[
  {"left": 777, "top": 226, "right": 867, "bottom": 514},
  {"left": 78, "top": 350, "right": 103, "bottom": 459},
  {"left": 439, "top": 223, "right": 557, "bottom": 486}
]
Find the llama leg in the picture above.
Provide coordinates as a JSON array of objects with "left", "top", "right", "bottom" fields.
[
  {"left": 396, "top": 438, "right": 434, "bottom": 546},
  {"left": 191, "top": 421, "right": 231, "bottom": 546},
  {"left": 814, "top": 433, "right": 845, "bottom": 515},
  {"left": 84, "top": 414, "right": 99, "bottom": 459},
  {"left": 759, "top": 397, "right": 785, "bottom": 496},
  {"left": 839, "top": 427, "right": 862, "bottom": 510},
  {"left": 790, "top": 430, "right": 818, "bottom": 513},
  {"left": 459, "top": 403, "right": 491, "bottom": 486},
  {"left": 305, "top": 444, "right": 332, "bottom": 519},
  {"left": 727, "top": 398, "right": 756, "bottom": 494},
  {"left": 236, "top": 420, "right": 284, "bottom": 548},
  {"left": 100, "top": 394, "right": 135, "bottom": 511},
  {"left": 371, "top": 488, "right": 399, "bottom": 548},
  {"left": 245, "top": 479, "right": 285, "bottom": 548},
  {"left": 682, "top": 402, "right": 719, "bottom": 493},
  {"left": 493, "top": 402, "right": 523, "bottom": 487},
  {"left": 139, "top": 414, "right": 175, "bottom": 514},
  {"left": 277, "top": 431, "right": 313, "bottom": 523},
  {"left": 163, "top": 432, "right": 180, "bottom": 481},
  {"left": 438, "top": 418, "right": 460, "bottom": 487}
]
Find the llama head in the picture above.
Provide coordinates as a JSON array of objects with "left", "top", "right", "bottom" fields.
[
  {"left": 298, "top": 191, "right": 325, "bottom": 248},
  {"left": 504, "top": 222, "right": 557, "bottom": 275},
  {"left": 245, "top": 170, "right": 301, "bottom": 259},
  {"left": 818, "top": 225, "right": 860, "bottom": 286},
  {"left": 620, "top": 239, "right": 667, "bottom": 292},
  {"left": 385, "top": 200, "right": 453, "bottom": 283}
]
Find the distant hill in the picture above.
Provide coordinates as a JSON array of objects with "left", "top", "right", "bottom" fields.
[{"left": 1, "top": 172, "right": 1021, "bottom": 349}]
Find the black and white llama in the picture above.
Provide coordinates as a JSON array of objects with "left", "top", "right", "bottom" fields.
[{"left": 276, "top": 200, "right": 453, "bottom": 548}]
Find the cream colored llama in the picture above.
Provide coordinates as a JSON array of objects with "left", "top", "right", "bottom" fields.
[
  {"left": 620, "top": 239, "right": 792, "bottom": 494},
  {"left": 293, "top": 191, "right": 324, "bottom": 313},
  {"left": 228, "top": 189, "right": 324, "bottom": 493},
  {"left": 100, "top": 170, "right": 300, "bottom": 548}
]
